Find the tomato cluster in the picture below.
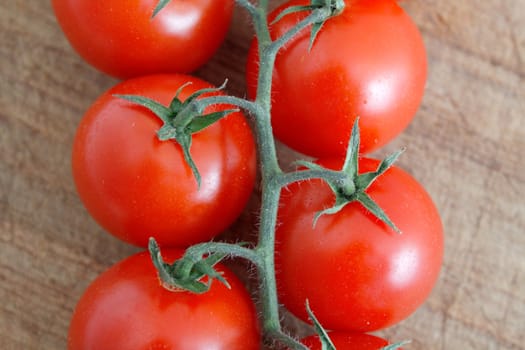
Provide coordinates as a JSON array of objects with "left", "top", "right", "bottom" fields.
[{"left": 53, "top": 0, "right": 443, "bottom": 349}]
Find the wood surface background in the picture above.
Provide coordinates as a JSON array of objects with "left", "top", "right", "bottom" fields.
[{"left": 1, "top": 1, "right": 524, "bottom": 349}]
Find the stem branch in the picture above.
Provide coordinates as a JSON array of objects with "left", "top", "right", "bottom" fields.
[
  {"left": 278, "top": 168, "right": 346, "bottom": 188},
  {"left": 197, "top": 95, "right": 262, "bottom": 117},
  {"left": 183, "top": 241, "right": 263, "bottom": 268}
]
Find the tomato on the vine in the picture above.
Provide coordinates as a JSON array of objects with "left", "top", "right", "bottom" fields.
[
  {"left": 52, "top": 0, "right": 234, "bottom": 78},
  {"left": 246, "top": 0, "right": 427, "bottom": 157},
  {"left": 300, "top": 332, "right": 398, "bottom": 350},
  {"left": 68, "top": 250, "right": 261, "bottom": 350},
  {"left": 72, "top": 74, "right": 256, "bottom": 248},
  {"left": 275, "top": 157, "right": 443, "bottom": 331}
]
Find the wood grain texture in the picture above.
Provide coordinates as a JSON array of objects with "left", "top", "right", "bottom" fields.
[{"left": 1, "top": 1, "right": 523, "bottom": 349}]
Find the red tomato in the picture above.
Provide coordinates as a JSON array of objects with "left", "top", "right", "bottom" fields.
[
  {"left": 275, "top": 158, "right": 443, "bottom": 331},
  {"left": 68, "top": 250, "right": 261, "bottom": 350},
  {"left": 72, "top": 74, "right": 256, "bottom": 248},
  {"left": 300, "top": 332, "right": 396, "bottom": 350},
  {"left": 52, "top": 0, "right": 233, "bottom": 78},
  {"left": 246, "top": 0, "right": 427, "bottom": 157}
]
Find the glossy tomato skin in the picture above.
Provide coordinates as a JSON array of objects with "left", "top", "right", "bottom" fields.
[
  {"left": 72, "top": 74, "right": 256, "bottom": 248},
  {"left": 275, "top": 158, "right": 443, "bottom": 331},
  {"left": 68, "top": 250, "right": 261, "bottom": 350},
  {"left": 246, "top": 0, "right": 427, "bottom": 157},
  {"left": 299, "top": 332, "right": 395, "bottom": 350},
  {"left": 52, "top": 0, "right": 233, "bottom": 78}
]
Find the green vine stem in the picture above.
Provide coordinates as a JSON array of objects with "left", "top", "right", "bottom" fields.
[{"left": 144, "top": 0, "right": 404, "bottom": 349}]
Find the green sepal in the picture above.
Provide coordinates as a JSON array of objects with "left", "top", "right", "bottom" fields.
[
  {"left": 305, "top": 300, "right": 336, "bottom": 350},
  {"left": 293, "top": 160, "right": 347, "bottom": 227},
  {"left": 169, "top": 81, "right": 193, "bottom": 111},
  {"left": 308, "top": 0, "right": 346, "bottom": 49},
  {"left": 309, "top": 21, "right": 325, "bottom": 51},
  {"left": 342, "top": 117, "right": 361, "bottom": 180},
  {"left": 312, "top": 195, "right": 347, "bottom": 227},
  {"left": 380, "top": 340, "right": 412, "bottom": 350},
  {"left": 355, "top": 148, "right": 404, "bottom": 191},
  {"left": 177, "top": 132, "right": 201, "bottom": 188},
  {"left": 183, "top": 80, "right": 228, "bottom": 109},
  {"left": 148, "top": 238, "right": 230, "bottom": 294},
  {"left": 115, "top": 94, "right": 172, "bottom": 123},
  {"left": 356, "top": 192, "right": 401, "bottom": 234},
  {"left": 152, "top": 0, "right": 171, "bottom": 18},
  {"left": 192, "top": 257, "right": 231, "bottom": 290},
  {"left": 187, "top": 109, "right": 239, "bottom": 134}
]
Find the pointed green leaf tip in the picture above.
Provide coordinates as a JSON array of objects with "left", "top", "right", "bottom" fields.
[
  {"left": 152, "top": 0, "right": 171, "bottom": 18},
  {"left": 309, "top": 0, "right": 345, "bottom": 50},
  {"left": 356, "top": 192, "right": 401, "bottom": 234},
  {"left": 309, "top": 21, "right": 325, "bottom": 51},
  {"left": 305, "top": 300, "right": 336, "bottom": 350},
  {"left": 187, "top": 109, "right": 239, "bottom": 134},
  {"left": 380, "top": 340, "right": 412, "bottom": 350},
  {"left": 174, "top": 133, "right": 200, "bottom": 187}
]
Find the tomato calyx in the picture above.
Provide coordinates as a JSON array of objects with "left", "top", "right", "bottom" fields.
[
  {"left": 116, "top": 81, "right": 238, "bottom": 187},
  {"left": 148, "top": 238, "right": 231, "bottom": 293},
  {"left": 271, "top": 0, "right": 345, "bottom": 49},
  {"left": 298, "top": 119, "right": 404, "bottom": 232}
]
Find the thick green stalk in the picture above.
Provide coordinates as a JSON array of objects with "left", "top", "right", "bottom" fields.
[
  {"left": 225, "top": 3, "right": 344, "bottom": 349},
  {"left": 183, "top": 241, "right": 263, "bottom": 268},
  {"left": 255, "top": 183, "right": 283, "bottom": 332}
]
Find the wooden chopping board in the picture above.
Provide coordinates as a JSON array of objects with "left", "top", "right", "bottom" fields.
[{"left": 1, "top": 1, "right": 524, "bottom": 349}]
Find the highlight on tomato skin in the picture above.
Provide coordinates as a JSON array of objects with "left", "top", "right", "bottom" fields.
[
  {"left": 275, "top": 157, "right": 444, "bottom": 332},
  {"left": 72, "top": 74, "right": 257, "bottom": 248},
  {"left": 246, "top": 0, "right": 427, "bottom": 157},
  {"left": 67, "top": 250, "right": 261, "bottom": 350},
  {"left": 52, "top": 0, "right": 234, "bottom": 78}
]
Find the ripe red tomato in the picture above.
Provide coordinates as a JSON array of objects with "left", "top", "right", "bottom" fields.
[
  {"left": 68, "top": 250, "right": 261, "bottom": 350},
  {"left": 52, "top": 0, "right": 233, "bottom": 78},
  {"left": 246, "top": 0, "right": 427, "bottom": 157},
  {"left": 300, "top": 332, "right": 396, "bottom": 350},
  {"left": 72, "top": 74, "right": 256, "bottom": 248},
  {"left": 275, "top": 157, "right": 443, "bottom": 331}
]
